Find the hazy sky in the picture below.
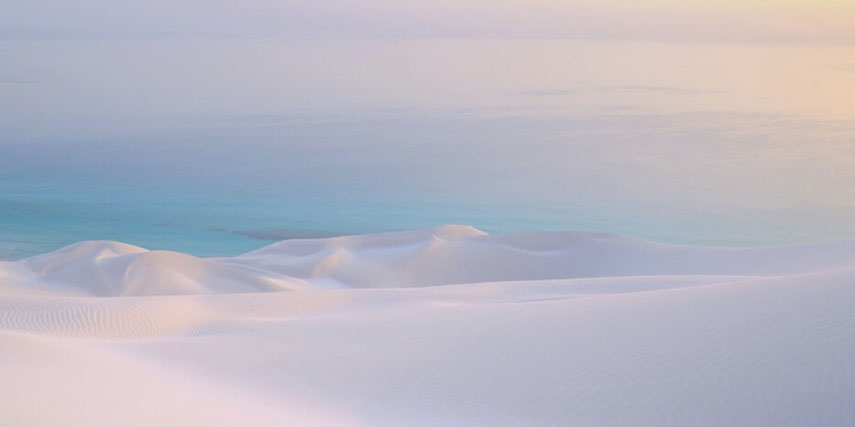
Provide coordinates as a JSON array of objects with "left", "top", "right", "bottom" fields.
[
  {"left": 3, "top": 0, "right": 855, "bottom": 43},
  {"left": 2, "top": 0, "right": 855, "bottom": 254}
]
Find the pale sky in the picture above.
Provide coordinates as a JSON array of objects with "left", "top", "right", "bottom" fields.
[
  {"left": 3, "top": 0, "right": 855, "bottom": 43},
  {"left": 2, "top": 0, "right": 855, "bottom": 248}
]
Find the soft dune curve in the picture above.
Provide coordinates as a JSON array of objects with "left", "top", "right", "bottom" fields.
[{"left": 2, "top": 225, "right": 855, "bottom": 426}]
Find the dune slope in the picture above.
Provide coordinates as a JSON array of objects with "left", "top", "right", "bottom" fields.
[{"left": 2, "top": 225, "right": 855, "bottom": 426}]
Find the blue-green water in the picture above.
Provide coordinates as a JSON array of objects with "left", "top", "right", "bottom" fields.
[{"left": 3, "top": 38, "right": 855, "bottom": 258}]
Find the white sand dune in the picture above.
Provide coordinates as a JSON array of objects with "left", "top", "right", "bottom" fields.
[{"left": 2, "top": 225, "right": 855, "bottom": 425}]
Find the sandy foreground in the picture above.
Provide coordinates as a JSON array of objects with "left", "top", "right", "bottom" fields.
[{"left": 1, "top": 225, "right": 854, "bottom": 426}]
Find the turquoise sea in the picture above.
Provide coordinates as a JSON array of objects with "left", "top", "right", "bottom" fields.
[{"left": 3, "top": 38, "right": 854, "bottom": 258}]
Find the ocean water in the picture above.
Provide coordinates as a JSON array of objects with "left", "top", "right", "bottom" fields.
[{"left": 2, "top": 38, "right": 855, "bottom": 258}]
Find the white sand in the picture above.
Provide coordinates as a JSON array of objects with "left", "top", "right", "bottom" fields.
[{"left": 2, "top": 225, "right": 855, "bottom": 426}]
